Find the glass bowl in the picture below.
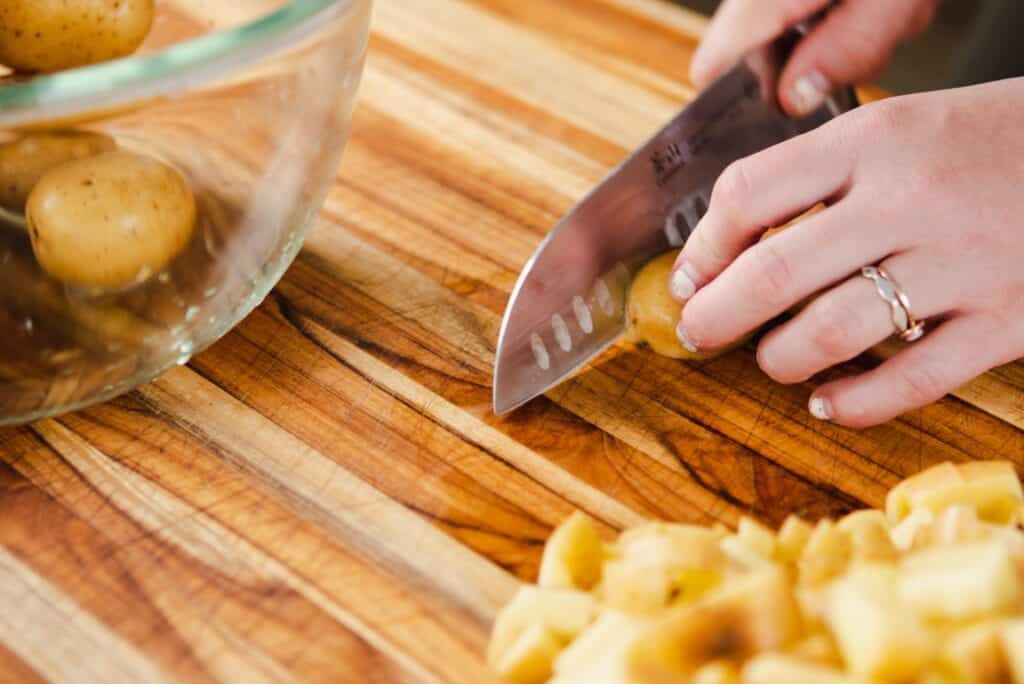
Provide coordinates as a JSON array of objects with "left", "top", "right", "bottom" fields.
[{"left": 0, "top": 0, "right": 372, "bottom": 425}]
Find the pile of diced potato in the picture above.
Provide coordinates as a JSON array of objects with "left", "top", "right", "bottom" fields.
[{"left": 487, "top": 461, "right": 1024, "bottom": 684}]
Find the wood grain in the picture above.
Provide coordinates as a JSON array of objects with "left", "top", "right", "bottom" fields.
[{"left": 1, "top": 1, "right": 1022, "bottom": 682}]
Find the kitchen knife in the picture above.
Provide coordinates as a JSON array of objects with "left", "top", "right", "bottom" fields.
[{"left": 493, "top": 22, "right": 859, "bottom": 415}]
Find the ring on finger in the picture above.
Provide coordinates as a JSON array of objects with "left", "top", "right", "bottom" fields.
[{"left": 861, "top": 265, "right": 926, "bottom": 342}]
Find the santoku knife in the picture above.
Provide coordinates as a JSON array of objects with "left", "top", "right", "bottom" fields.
[{"left": 493, "top": 21, "right": 859, "bottom": 415}]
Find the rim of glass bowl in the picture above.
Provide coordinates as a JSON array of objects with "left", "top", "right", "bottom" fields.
[{"left": 0, "top": 0, "right": 353, "bottom": 129}]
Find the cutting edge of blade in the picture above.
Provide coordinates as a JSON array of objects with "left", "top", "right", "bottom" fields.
[{"left": 491, "top": 152, "right": 641, "bottom": 416}]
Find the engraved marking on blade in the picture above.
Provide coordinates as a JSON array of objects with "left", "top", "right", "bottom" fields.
[
  {"left": 573, "top": 296, "right": 594, "bottom": 334},
  {"left": 552, "top": 314, "right": 572, "bottom": 352},
  {"left": 530, "top": 333, "right": 551, "bottom": 370},
  {"left": 595, "top": 279, "right": 614, "bottom": 316}
]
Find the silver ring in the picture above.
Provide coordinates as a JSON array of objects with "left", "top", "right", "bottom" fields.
[{"left": 861, "top": 266, "right": 926, "bottom": 342}]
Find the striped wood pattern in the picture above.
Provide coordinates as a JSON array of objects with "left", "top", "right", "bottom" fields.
[{"left": 1, "top": 1, "right": 1022, "bottom": 682}]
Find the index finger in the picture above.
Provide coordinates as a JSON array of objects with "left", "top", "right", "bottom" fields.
[{"left": 690, "top": 0, "right": 833, "bottom": 88}]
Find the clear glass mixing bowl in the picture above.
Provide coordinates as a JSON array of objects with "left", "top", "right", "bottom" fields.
[{"left": 0, "top": 0, "right": 372, "bottom": 424}]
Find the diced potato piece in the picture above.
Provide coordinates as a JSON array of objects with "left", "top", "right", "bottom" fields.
[
  {"left": 826, "top": 563, "right": 933, "bottom": 682},
  {"left": 693, "top": 661, "right": 740, "bottom": 684},
  {"left": 552, "top": 610, "right": 651, "bottom": 684},
  {"left": 737, "top": 517, "right": 776, "bottom": 561},
  {"left": 495, "top": 623, "right": 564, "bottom": 684},
  {"left": 928, "top": 505, "right": 982, "bottom": 547},
  {"left": 488, "top": 587, "right": 597, "bottom": 668},
  {"left": 741, "top": 653, "right": 850, "bottom": 684},
  {"left": 838, "top": 509, "right": 897, "bottom": 563},
  {"left": 628, "top": 568, "right": 802, "bottom": 680},
  {"left": 539, "top": 511, "right": 604, "bottom": 591},
  {"left": 602, "top": 524, "right": 725, "bottom": 613},
  {"left": 899, "top": 541, "right": 1020, "bottom": 622},
  {"left": 798, "top": 520, "right": 850, "bottom": 586},
  {"left": 887, "top": 463, "right": 960, "bottom": 524},
  {"left": 887, "top": 461, "right": 1023, "bottom": 526},
  {"left": 617, "top": 524, "right": 725, "bottom": 570},
  {"left": 1000, "top": 620, "right": 1024, "bottom": 684},
  {"left": 720, "top": 534, "right": 776, "bottom": 573},
  {"left": 959, "top": 461, "right": 1024, "bottom": 524},
  {"left": 890, "top": 508, "right": 935, "bottom": 553},
  {"left": 776, "top": 515, "right": 814, "bottom": 565},
  {"left": 601, "top": 559, "right": 672, "bottom": 615},
  {"left": 790, "top": 633, "right": 842, "bottom": 667},
  {"left": 938, "top": 621, "right": 1011, "bottom": 684}
]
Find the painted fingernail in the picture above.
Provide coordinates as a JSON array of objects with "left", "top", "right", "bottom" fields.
[
  {"left": 675, "top": 321, "right": 699, "bottom": 353},
  {"left": 809, "top": 395, "right": 834, "bottom": 421},
  {"left": 790, "top": 71, "right": 831, "bottom": 116},
  {"left": 670, "top": 268, "right": 696, "bottom": 302}
]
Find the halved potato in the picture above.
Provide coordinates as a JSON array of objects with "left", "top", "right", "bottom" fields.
[{"left": 886, "top": 461, "right": 1023, "bottom": 526}]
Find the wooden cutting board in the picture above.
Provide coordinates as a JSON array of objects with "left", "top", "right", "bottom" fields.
[{"left": 1, "top": 1, "right": 1023, "bottom": 682}]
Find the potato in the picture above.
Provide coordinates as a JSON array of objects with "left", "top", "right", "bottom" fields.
[
  {"left": 538, "top": 512, "right": 604, "bottom": 591},
  {"left": 495, "top": 624, "right": 564, "bottom": 684},
  {"left": 837, "top": 510, "right": 897, "bottom": 563},
  {"left": 886, "top": 461, "right": 1023, "bottom": 526},
  {"left": 0, "top": 132, "right": 115, "bottom": 212},
  {"left": 741, "top": 654, "right": 850, "bottom": 684},
  {"left": 776, "top": 515, "right": 814, "bottom": 565},
  {"left": 939, "top": 621, "right": 1012, "bottom": 684},
  {"left": 0, "top": 0, "right": 154, "bottom": 73},
  {"left": 1000, "top": 620, "right": 1024, "bottom": 684},
  {"left": 797, "top": 520, "right": 850, "bottom": 586},
  {"left": 628, "top": 568, "right": 802, "bottom": 679},
  {"left": 551, "top": 610, "right": 651, "bottom": 683},
  {"left": 628, "top": 204, "right": 825, "bottom": 360},
  {"left": 899, "top": 541, "right": 1020, "bottom": 622},
  {"left": 628, "top": 250, "right": 749, "bottom": 360},
  {"left": 27, "top": 151, "right": 196, "bottom": 288},
  {"left": 825, "top": 563, "right": 933, "bottom": 682},
  {"left": 488, "top": 586, "right": 597, "bottom": 670}
]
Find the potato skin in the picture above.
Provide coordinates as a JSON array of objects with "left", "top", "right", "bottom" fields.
[
  {"left": 27, "top": 151, "right": 196, "bottom": 288},
  {"left": 628, "top": 250, "right": 743, "bottom": 360},
  {"left": 0, "top": 132, "right": 116, "bottom": 212},
  {"left": 0, "top": 0, "right": 154, "bottom": 73}
]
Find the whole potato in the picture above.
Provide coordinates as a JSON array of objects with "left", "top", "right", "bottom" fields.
[
  {"left": 0, "top": 0, "right": 155, "bottom": 73},
  {"left": 0, "top": 132, "right": 116, "bottom": 212},
  {"left": 27, "top": 151, "right": 196, "bottom": 289}
]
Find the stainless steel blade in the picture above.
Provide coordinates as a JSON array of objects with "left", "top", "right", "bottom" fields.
[{"left": 493, "top": 31, "right": 858, "bottom": 415}]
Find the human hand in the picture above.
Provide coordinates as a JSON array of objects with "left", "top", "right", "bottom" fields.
[
  {"left": 668, "top": 79, "right": 1024, "bottom": 427},
  {"left": 690, "top": 0, "right": 938, "bottom": 116}
]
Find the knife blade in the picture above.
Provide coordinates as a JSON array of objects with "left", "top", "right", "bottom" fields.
[{"left": 493, "top": 25, "right": 859, "bottom": 416}]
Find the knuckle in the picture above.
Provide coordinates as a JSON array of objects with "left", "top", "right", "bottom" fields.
[
  {"left": 849, "top": 98, "right": 909, "bottom": 138},
  {"left": 711, "top": 160, "right": 754, "bottom": 218},
  {"left": 747, "top": 241, "right": 794, "bottom": 309},
  {"left": 692, "top": 225, "right": 731, "bottom": 272},
  {"left": 809, "top": 298, "right": 858, "bottom": 359},
  {"left": 895, "top": 360, "right": 948, "bottom": 406}
]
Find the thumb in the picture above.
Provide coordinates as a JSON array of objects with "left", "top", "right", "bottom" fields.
[{"left": 778, "top": 0, "right": 933, "bottom": 116}]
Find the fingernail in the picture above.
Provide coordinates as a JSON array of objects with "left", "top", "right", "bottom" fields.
[
  {"left": 790, "top": 71, "right": 831, "bottom": 116},
  {"left": 809, "top": 395, "right": 834, "bottom": 421},
  {"left": 675, "top": 321, "right": 699, "bottom": 353},
  {"left": 669, "top": 268, "right": 696, "bottom": 302}
]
